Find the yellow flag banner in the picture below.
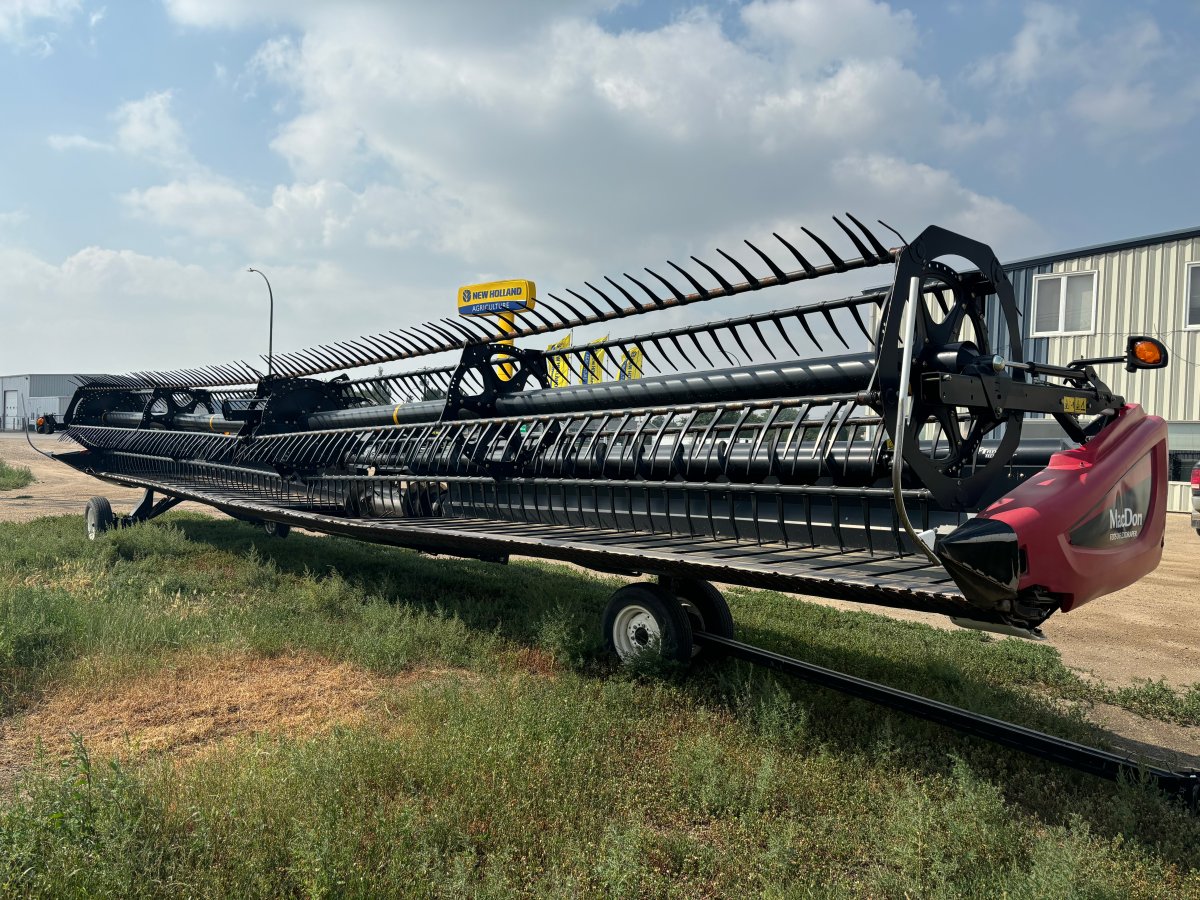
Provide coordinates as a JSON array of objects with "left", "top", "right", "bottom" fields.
[
  {"left": 546, "top": 335, "right": 573, "bottom": 388},
  {"left": 582, "top": 335, "right": 609, "bottom": 384},
  {"left": 618, "top": 345, "right": 644, "bottom": 381}
]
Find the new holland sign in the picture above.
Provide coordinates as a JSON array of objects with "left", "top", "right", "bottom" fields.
[{"left": 457, "top": 280, "right": 537, "bottom": 316}]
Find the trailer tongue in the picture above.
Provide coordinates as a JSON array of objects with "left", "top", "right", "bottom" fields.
[{"left": 43, "top": 218, "right": 1194, "bottom": 806}]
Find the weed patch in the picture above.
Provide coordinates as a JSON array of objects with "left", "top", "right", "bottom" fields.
[{"left": 0, "top": 458, "right": 34, "bottom": 492}]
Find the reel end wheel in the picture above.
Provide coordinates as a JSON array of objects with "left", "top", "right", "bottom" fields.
[{"left": 85, "top": 496, "right": 114, "bottom": 540}]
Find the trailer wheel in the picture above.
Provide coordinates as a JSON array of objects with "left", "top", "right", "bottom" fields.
[
  {"left": 262, "top": 520, "right": 291, "bottom": 538},
  {"left": 671, "top": 578, "right": 735, "bottom": 656},
  {"left": 85, "top": 497, "right": 114, "bottom": 540},
  {"left": 603, "top": 583, "right": 693, "bottom": 664}
]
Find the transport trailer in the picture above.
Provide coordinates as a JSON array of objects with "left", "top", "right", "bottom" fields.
[{"left": 39, "top": 218, "right": 1196, "bottom": 806}]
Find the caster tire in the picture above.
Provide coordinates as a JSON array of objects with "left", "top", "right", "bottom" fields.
[
  {"left": 671, "top": 578, "right": 735, "bottom": 657},
  {"left": 263, "top": 520, "right": 291, "bottom": 538},
  {"left": 603, "top": 583, "right": 693, "bottom": 664},
  {"left": 85, "top": 497, "right": 114, "bottom": 541}
]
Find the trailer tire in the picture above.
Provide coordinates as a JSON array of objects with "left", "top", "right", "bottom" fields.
[
  {"left": 85, "top": 497, "right": 114, "bottom": 540},
  {"left": 263, "top": 520, "right": 291, "bottom": 538},
  {"left": 672, "top": 578, "right": 735, "bottom": 656},
  {"left": 603, "top": 583, "right": 693, "bottom": 664}
]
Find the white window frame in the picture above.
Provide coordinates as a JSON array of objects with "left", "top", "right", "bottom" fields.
[
  {"left": 1185, "top": 262, "right": 1200, "bottom": 330},
  {"left": 1030, "top": 270, "right": 1098, "bottom": 337}
]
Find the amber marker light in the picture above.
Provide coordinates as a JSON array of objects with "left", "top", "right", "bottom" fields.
[{"left": 1134, "top": 340, "right": 1162, "bottom": 366}]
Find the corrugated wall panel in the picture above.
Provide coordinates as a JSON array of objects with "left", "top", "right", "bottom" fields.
[
  {"left": 1168, "top": 482, "right": 1193, "bottom": 515},
  {"left": 1036, "top": 237, "right": 1200, "bottom": 423},
  {"left": 28, "top": 374, "right": 83, "bottom": 396}
]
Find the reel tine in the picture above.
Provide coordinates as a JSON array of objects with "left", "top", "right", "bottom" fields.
[
  {"left": 401, "top": 327, "right": 438, "bottom": 354},
  {"left": 877, "top": 219, "right": 908, "bottom": 246},
  {"left": 728, "top": 324, "right": 753, "bottom": 362},
  {"left": 667, "top": 261, "right": 710, "bottom": 299},
  {"left": 687, "top": 331, "right": 715, "bottom": 367},
  {"left": 562, "top": 290, "right": 607, "bottom": 320},
  {"left": 624, "top": 272, "right": 666, "bottom": 308},
  {"left": 796, "top": 311, "right": 822, "bottom": 349},
  {"left": 771, "top": 316, "right": 801, "bottom": 356},
  {"left": 848, "top": 303, "right": 872, "bottom": 341},
  {"left": 690, "top": 255, "right": 734, "bottom": 293},
  {"left": 456, "top": 317, "right": 497, "bottom": 341},
  {"left": 667, "top": 333, "right": 694, "bottom": 367},
  {"left": 535, "top": 296, "right": 574, "bottom": 327},
  {"left": 429, "top": 320, "right": 467, "bottom": 346},
  {"left": 748, "top": 320, "right": 776, "bottom": 359},
  {"left": 832, "top": 215, "right": 872, "bottom": 262},
  {"left": 802, "top": 226, "right": 847, "bottom": 272},
  {"left": 644, "top": 267, "right": 687, "bottom": 303},
  {"left": 743, "top": 240, "right": 789, "bottom": 282},
  {"left": 822, "top": 308, "right": 850, "bottom": 349},
  {"left": 773, "top": 233, "right": 818, "bottom": 277},
  {"left": 642, "top": 337, "right": 673, "bottom": 371},
  {"left": 604, "top": 275, "right": 644, "bottom": 311},
  {"left": 715, "top": 248, "right": 761, "bottom": 288},
  {"left": 585, "top": 281, "right": 623, "bottom": 314},
  {"left": 548, "top": 291, "right": 589, "bottom": 321},
  {"left": 440, "top": 321, "right": 479, "bottom": 344},
  {"left": 387, "top": 331, "right": 422, "bottom": 355},
  {"left": 708, "top": 327, "right": 736, "bottom": 365},
  {"left": 845, "top": 212, "right": 892, "bottom": 261}
]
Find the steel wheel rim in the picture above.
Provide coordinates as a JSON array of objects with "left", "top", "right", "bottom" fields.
[
  {"left": 612, "top": 604, "right": 661, "bottom": 660},
  {"left": 86, "top": 512, "right": 97, "bottom": 540}
]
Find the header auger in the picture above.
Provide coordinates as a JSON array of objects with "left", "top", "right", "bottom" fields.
[{"left": 43, "top": 217, "right": 1194, "bottom": 807}]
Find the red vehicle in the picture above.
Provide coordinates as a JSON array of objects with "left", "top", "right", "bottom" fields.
[{"left": 1191, "top": 463, "right": 1200, "bottom": 536}]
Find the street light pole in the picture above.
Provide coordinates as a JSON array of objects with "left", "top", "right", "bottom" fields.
[{"left": 246, "top": 267, "right": 274, "bottom": 377}]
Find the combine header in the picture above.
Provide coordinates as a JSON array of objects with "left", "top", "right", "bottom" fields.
[{"left": 41, "top": 216, "right": 1195, "bottom": 805}]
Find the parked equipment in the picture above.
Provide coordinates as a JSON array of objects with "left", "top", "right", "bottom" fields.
[{"left": 40, "top": 217, "right": 1194, "bottom": 806}]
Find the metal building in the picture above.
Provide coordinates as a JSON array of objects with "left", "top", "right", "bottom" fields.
[
  {"left": 0, "top": 374, "right": 96, "bottom": 431},
  {"left": 983, "top": 224, "right": 1200, "bottom": 512}
]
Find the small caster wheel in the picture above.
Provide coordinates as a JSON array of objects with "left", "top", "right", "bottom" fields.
[
  {"left": 263, "top": 520, "right": 291, "bottom": 538},
  {"left": 603, "top": 582, "right": 693, "bottom": 664},
  {"left": 85, "top": 497, "right": 114, "bottom": 541},
  {"left": 668, "top": 577, "right": 735, "bottom": 657},
  {"left": 262, "top": 520, "right": 291, "bottom": 538}
]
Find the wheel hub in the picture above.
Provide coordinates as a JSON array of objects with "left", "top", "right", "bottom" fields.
[{"left": 612, "top": 605, "right": 661, "bottom": 660}]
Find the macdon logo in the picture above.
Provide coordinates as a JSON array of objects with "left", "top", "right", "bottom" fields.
[{"left": 1107, "top": 506, "right": 1143, "bottom": 540}]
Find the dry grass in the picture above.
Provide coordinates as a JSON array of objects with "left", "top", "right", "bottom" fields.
[{"left": 0, "top": 652, "right": 472, "bottom": 776}]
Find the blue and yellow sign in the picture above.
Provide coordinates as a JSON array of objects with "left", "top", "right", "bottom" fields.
[{"left": 457, "top": 279, "right": 537, "bottom": 316}]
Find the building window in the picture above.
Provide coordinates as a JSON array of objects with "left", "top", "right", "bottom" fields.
[
  {"left": 1031, "top": 271, "right": 1097, "bottom": 337},
  {"left": 1187, "top": 262, "right": 1200, "bottom": 329}
]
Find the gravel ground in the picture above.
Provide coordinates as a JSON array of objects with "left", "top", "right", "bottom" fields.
[{"left": 3, "top": 429, "right": 1197, "bottom": 764}]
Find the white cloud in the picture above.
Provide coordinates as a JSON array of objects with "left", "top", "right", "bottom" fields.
[
  {"left": 0, "top": 209, "right": 29, "bottom": 228},
  {"left": 970, "top": 4, "right": 1196, "bottom": 143},
  {"left": 971, "top": 3, "right": 1078, "bottom": 93},
  {"left": 112, "top": 89, "right": 193, "bottom": 169},
  {"left": 741, "top": 0, "right": 918, "bottom": 70},
  {"left": 47, "top": 132, "right": 111, "bottom": 151},
  {"left": 0, "top": 0, "right": 79, "bottom": 52}
]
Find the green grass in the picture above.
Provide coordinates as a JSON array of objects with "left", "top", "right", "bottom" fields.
[
  {"left": 1, "top": 513, "right": 1198, "bottom": 897},
  {"left": 0, "top": 458, "right": 34, "bottom": 491}
]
